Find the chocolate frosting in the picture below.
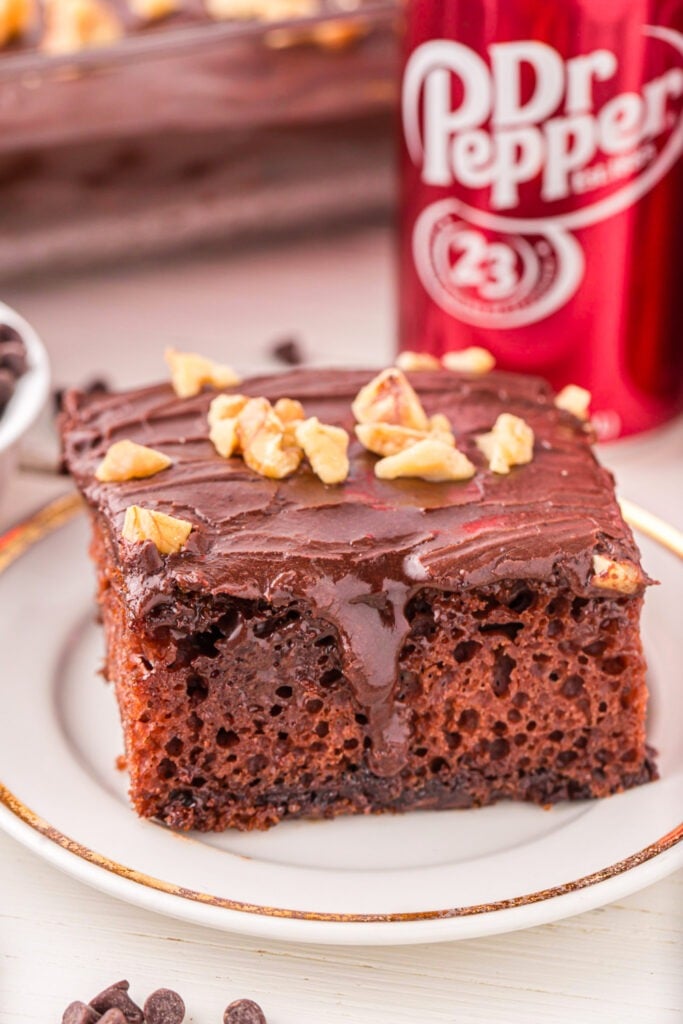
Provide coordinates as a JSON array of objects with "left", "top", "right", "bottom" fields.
[{"left": 61, "top": 367, "right": 645, "bottom": 777}]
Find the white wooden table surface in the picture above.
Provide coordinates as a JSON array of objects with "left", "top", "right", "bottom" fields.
[{"left": 1, "top": 228, "right": 681, "bottom": 1023}]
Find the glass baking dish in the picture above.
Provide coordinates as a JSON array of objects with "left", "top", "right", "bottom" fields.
[{"left": 0, "top": 0, "right": 399, "bottom": 278}]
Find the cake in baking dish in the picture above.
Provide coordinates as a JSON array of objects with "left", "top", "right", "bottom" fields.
[{"left": 59, "top": 352, "right": 655, "bottom": 831}]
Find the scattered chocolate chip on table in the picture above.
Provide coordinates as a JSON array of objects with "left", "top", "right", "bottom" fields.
[
  {"left": 223, "top": 999, "right": 267, "bottom": 1024},
  {"left": 60, "top": 981, "right": 266, "bottom": 1023},
  {"left": 89, "top": 980, "right": 144, "bottom": 1022},
  {"left": 144, "top": 988, "right": 186, "bottom": 1024}
]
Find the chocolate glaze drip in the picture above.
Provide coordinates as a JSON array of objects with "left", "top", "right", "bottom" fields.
[{"left": 60, "top": 367, "right": 645, "bottom": 778}]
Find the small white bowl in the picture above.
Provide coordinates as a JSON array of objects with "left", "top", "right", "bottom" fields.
[{"left": 0, "top": 301, "right": 50, "bottom": 504}]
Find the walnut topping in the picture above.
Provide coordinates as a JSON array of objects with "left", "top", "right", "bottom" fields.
[
  {"left": 165, "top": 348, "right": 241, "bottom": 399},
  {"left": 375, "top": 438, "right": 475, "bottom": 483},
  {"left": 122, "top": 505, "right": 192, "bottom": 555},
  {"left": 395, "top": 351, "right": 441, "bottom": 372},
  {"left": 476, "top": 413, "right": 534, "bottom": 474},
  {"left": 271, "top": 397, "right": 304, "bottom": 446},
  {"left": 128, "top": 0, "right": 178, "bottom": 18},
  {"left": 295, "top": 417, "right": 349, "bottom": 485},
  {"left": 356, "top": 422, "right": 429, "bottom": 458},
  {"left": 442, "top": 347, "right": 496, "bottom": 374},
  {"left": 351, "top": 369, "right": 475, "bottom": 481},
  {"left": 0, "top": 0, "right": 34, "bottom": 45},
  {"left": 204, "top": 0, "right": 315, "bottom": 21},
  {"left": 207, "top": 394, "right": 248, "bottom": 458},
  {"left": 237, "top": 397, "right": 302, "bottom": 479},
  {"left": 209, "top": 417, "right": 240, "bottom": 459},
  {"left": 208, "top": 393, "right": 248, "bottom": 427},
  {"left": 555, "top": 384, "right": 591, "bottom": 421},
  {"left": 41, "top": 0, "right": 122, "bottom": 52},
  {"left": 273, "top": 397, "right": 305, "bottom": 424},
  {"left": 208, "top": 391, "right": 347, "bottom": 483},
  {"left": 352, "top": 368, "right": 429, "bottom": 431},
  {"left": 95, "top": 440, "right": 171, "bottom": 482},
  {"left": 355, "top": 417, "right": 455, "bottom": 459},
  {"left": 591, "top": 555, "right": 642, "bottom": 594},
  {"left": 428, "top": 413, "right": 455, "bottom": 442}
]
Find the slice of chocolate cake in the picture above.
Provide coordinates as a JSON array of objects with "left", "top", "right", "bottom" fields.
[{"left": 60, "top": 357, "right": 655, "bottom": 831}]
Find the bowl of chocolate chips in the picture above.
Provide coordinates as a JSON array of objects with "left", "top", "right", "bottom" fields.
[{"left": 0, "top": 301, "right": 50, "bottom": 505}]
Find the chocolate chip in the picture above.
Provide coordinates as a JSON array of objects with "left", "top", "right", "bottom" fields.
[
  {"left": 0, "top": 324, "right": 21, "bottom": 344},
  {"left": 0, "top": 368, "right": 14, "bottom": 406},
  {"left": 0, "top": 340, "right": 27, "bottom": 376},
  {"left": 223, "top": 998, "right": 267, "bottom": 1024},
  {"left": 84, "top": 377, "right": 110, "bottom": 396},
  {"left": 270, "top": 336, "right": 304, "bottom": 366},
  {"left": 143, "top": 988, "right": 185, "bottom": 1024},
  {"left": 98, "top": 1012, "right": 127, "bottom": 1024},
  {"left": 89, "top": 981, "right": 143, "bottom": 1023},
  {"left": 62, "top": 1001, "right": 101, "bottom": 1024},
  {"left": 94, "top": 981, "right": 130, "bottom": 995}
]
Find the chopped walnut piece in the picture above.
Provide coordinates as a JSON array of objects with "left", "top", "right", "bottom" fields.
[
  {"left": 375, "top": 438, "right": 475, "bottom": 483},
  {"left": 165, "top": 348, "right": 240, "bottom": 399},
  {"left": 208, "top": 393, "right": 248, "bottom": 428},
  {"left": 352, "top": 368, "right": 429, "bottom": 431},
  {"left": 295, "top": 417, "right": 349, "bottom": 485},
  {"left": 237, "top": 397, "right": 302, "bottom": 479},
  {"left": 122, "top": 505, "right": 192, "bottom": 555},
  {"left": 209, "top": 418, "right": 240, "bottom": 459},
  {"left": 273, "top": 397, "right": 305, "bottom": 424},
  {"left": 428, "top": 413, "right": 455, "bottom": 443},
  {"left": 236, "top": 396, "right": 273, "bottom": 446},
  {"left": 356, "top": 422, "right": 428, "bottom": 458},
  {"left": 555, "top": 384, "right": 591, "bottom": 421},
  {"left": 273, "top": 397, "right": 305, "bottom": 446},
  {"left": 591, "top": 555, "right": 642, "bottom": 594},
  {"left": 205, "top": 0, "right": 315, "bottom": 21},
  {"left": 476, "top": 413, "right": 534, "bottom": 474},
  {"left": 355, "top": 408, "right": 456, "bottom": 458},
  {"left": 41, "top": 0, "right": 123, "bottom": 53},
  {"left": 395, "top": 351, "right": 441, "bottom": 372},
  {"left": 128, "top": 0, "right": 178, "bottom": 18},
  {"left": 95, "top": 440, "right": 171, "bottom": 482},
  {"left": 208, "top": 394, "right": 246, "bottom": 458},
  {"left": 442, "top": 347, "right": 496, "bottom": 374},
  {"left": 0, "top": 0, "right": 34, "bottom": 45}
]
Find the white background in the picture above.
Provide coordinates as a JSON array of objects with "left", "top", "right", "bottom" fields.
[{"left": 1, "top": 226, "right": 681, "bottom": 1023}]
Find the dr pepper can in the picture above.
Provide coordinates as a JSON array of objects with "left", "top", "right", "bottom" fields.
[{"left": 399, "top": 0, "right": 683, "bottom": 438}]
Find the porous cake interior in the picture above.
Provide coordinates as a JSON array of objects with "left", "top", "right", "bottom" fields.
[{"left": 95, "top": 520, "right": 653, "bottom": 832}]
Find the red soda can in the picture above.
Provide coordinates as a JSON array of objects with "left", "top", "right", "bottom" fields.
[{"left": 399, "top": 0, "right": 683, "bottom": 438}]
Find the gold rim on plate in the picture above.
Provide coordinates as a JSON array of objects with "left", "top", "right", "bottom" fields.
[{"left": 0, "top": 492, "right": 681, "bottom": 925}]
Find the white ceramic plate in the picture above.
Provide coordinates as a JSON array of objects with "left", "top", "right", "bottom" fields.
[{"left": 0, "top": 495, "right": 681, "bottom": 945}]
